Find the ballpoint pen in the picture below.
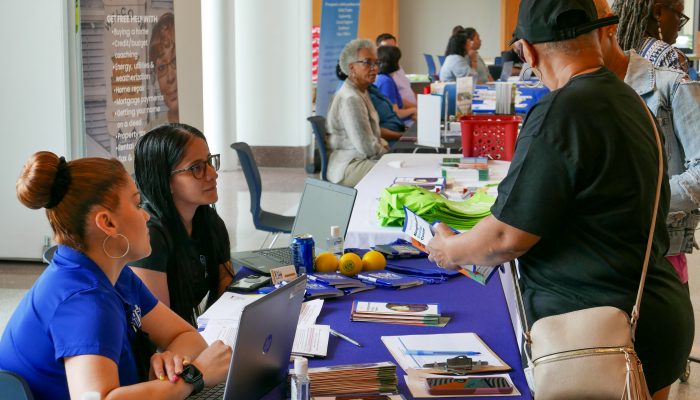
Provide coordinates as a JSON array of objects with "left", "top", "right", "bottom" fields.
[
  {"left": 329, "top": 328, "right": 362, "bottom": 347},
  {"left": 404, "top": 349, "right": 481, "bottom": 356}
]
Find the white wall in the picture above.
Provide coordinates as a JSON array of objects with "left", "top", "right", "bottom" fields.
[
  {"left": 399, "top": 0, "right": 502, "bottom": 74},
  {"left": 175, "top": 0, "right": 204, "bottom": 132},
  {"left": 0, "top": 0, "right": 70, "bottom": 260},
  {"left": 234, "top": 0, "right": 312, "bottom": 147}
]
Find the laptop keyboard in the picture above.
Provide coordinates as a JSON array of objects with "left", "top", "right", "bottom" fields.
[
  {"left": 188, "top": 383, "right": 224, "bottom": 399},
  {"left": 253, "top": 247, "right": 292, "bottom": 264}
]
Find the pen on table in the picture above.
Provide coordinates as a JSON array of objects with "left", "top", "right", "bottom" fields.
[
  {"left": 329, "top": 328, "right": 362, "bottom": 347},
  {"left": 356, "top": 274, "right": 393, "bottom": 287},
  {"left": 404, "top": 350, "right": 481, "bottom": 356}
]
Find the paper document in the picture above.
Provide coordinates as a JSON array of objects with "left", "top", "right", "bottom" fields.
[
  {"left": 292, "top": 324, "right": 331, "bottom": 358},
  {"left": 298, "top": 299, "right": 324, "bottom": 326},
  {"left": 196, "top": 292, "right": 263, "bottom": 328},
  {"left": 198, "top": 294, "right": 330, "bottom": 357},
  {"left": 404, "top": 372, "right": 520, "bottom": 398},
  {"left": 382, "top": 332, "right": 510, "bottom": 373}
]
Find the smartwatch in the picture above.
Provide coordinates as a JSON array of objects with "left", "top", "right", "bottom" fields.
[{"left": 180, "top": 363, "right": 204, "bottom": 395}]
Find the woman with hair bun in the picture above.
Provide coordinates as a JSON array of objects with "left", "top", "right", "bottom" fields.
[{"left": 0, "top": 152, "right": 231, "bottom": 399}]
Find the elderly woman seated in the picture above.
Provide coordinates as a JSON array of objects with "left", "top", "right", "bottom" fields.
[{"left": 326, "top": 39, "right": 389, "bottom": 187}]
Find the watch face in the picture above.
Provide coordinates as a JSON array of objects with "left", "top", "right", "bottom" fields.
[{"left": 183, "top": 364, "right": 203, "bottom": 381}]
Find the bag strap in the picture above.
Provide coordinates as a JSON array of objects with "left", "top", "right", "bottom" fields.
[
  {"left": 631, "top": 96, "right": 664, "bottom": 335},
  {"left": 511, "top": 96, "right": 664, "bottom": 344}
]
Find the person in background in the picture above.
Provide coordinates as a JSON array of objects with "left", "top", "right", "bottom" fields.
[
  {"left": 375, "top": 45, "right": 417, "bottom": 126},
  {"left": 427, "top": 0, "right": 693, "bottom": 398},
  {"left": 131, "top": 124, "right": 234, "bottom": 327},
  {"left": 612, "top": 0, "right": 689, "bottom": 73},
  {"left": 456, "top": 27, "right": 494, "bottom": 84},
  {"left": 593, "top": 0, "right": 700, "bottom": 286},
  {"left": 149, "top": 12, "right": 179, "bottom": 127},
  {"left": 336, "top": 63, "right": 405, "bottom": 143},
  {"left": 327, "top": 39, "right": 389, "bottom": 187},
  {"left": 0, "top": 152, "right": 231, "bottom": 400},
  {"left": 375, "top": 33, "right": 417, "bottom": 108},
  {"left": 439, "top": 32, "right": 477, "bottom": 82}
]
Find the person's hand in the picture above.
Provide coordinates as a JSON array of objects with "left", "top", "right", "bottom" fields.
[
  {"left": 427, "top": 223, "right": 459, "bottom": 270},
  {"left": 150, "top": 350, "right": 188, "bottom": 383},
  {"left": 192, "top": 340, "right": 232, "bottom": 387},
  {"left": 466, "top": 41, "right": 478, "bottom": 67}
]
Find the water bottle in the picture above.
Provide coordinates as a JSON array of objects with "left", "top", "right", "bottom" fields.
[
  {"left": 327, "top": 225, "right": 344, "bottom": 258},
  {"left": 290, "top": 356, "right": 310, "bottom": 400}
]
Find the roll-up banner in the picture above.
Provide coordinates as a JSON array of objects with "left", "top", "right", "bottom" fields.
[
  {"left": 80, "top": 0, "right": 178, "bottom": 172},
  {"left": 315, "top": 0, "right": 360, "bottom": 117}
]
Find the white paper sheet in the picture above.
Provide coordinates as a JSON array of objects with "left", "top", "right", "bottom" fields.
[
  {"left": 292, "top": 324, "right": 331, "bottom": 358},
  {"left": 417, "top": 94, "right": 441, "bottom": 148},
  {"left": 196, "top": 292, "right": 263, "bottom": 328},
  {"left": 298, "top": 299, "right": 324, "bottom": 327}
]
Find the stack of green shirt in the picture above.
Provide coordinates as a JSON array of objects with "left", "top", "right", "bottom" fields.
[{"left": 377, "top": 186, "right": 495, "bottom": 230}]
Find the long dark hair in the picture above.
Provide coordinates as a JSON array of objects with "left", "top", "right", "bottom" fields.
[
  {"left": 444, "top": 33, "right": 468, "bottom": 57},
  {"left": 134, "top": 123, "right": 229, "bottom": 326},
  {"left": 378, "top": 45, "right": 401, "bottom": 75}
]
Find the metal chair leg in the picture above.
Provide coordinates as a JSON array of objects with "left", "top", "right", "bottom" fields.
[
  {"left": 260, "top": 232, "right": 273, "bottom": 249},
  {"left": 268, "top": 232, "right": 281, "bottom": 248}
]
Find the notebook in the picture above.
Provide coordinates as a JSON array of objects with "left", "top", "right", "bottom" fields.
[
  {"left": 231, "top": 178, "right": 357, "bottom": 275},
  {"left": 188, "top": 275, "right": 307, "bottom": 399}
]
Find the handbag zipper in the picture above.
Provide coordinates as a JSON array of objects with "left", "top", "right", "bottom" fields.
[{"left": 534, "top": 346, "right": 636, "bottom": 366}]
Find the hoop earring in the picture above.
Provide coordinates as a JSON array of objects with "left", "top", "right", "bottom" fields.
[
  {"left": 520, "top": 64, "right": 544, "bottom": 88},
  {"left": 102, "top": 233, "right": 130, "bottom": 259}
]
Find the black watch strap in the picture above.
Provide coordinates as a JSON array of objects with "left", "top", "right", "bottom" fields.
[{"left": 180, "top": 364, "right": 204, "bottom": 395}]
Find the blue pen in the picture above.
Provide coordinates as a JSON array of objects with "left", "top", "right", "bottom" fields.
[
  {"left": 404, "top": 349, "right": 481, "bottom": 356},
  {"left": 356, "top": 274, "right": 394, "bottom": 286}
]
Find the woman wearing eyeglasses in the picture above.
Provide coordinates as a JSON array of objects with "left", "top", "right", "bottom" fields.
[
  {"left": 130, "top": 124, "right": 234, "bottom": 328},
  {"left": 613, "top": 0, "right": 690, "bottom": 73},
  {"left": 327, "top": 39, "right": 389, "bottom": 187}
]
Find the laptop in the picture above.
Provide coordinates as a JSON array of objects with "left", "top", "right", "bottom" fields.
[
  {"left": 189, "top": 275, "right": 308, "bottom": 399},
  {"left": 231, "top": 178, "right": 357, "bottom": 275}
]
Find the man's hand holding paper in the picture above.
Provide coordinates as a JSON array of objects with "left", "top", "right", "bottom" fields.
[{"left": 426, "top": 223, "right": 460, "bottom": 270}]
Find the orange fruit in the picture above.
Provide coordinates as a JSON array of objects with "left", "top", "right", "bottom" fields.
[
  {"left": 362, "top": 250, "right": 386, "bottom": 271},
  {"left": 338, "top": 253, "right": 363, "bottom": 276},
  {"left": 314, "top": 252, "right": 339, "bottom": 273}
]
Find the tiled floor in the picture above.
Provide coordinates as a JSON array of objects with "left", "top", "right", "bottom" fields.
[{"left": 0, "top": 166, "right": 699, "bottom": 399}]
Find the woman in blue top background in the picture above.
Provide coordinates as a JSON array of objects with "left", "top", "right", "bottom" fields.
[
  {"left": 0, "top": 152, "right": 231, "bottom": 399},
  {"left": 375, "top": 45, "right": 416, "bottom": 126}
]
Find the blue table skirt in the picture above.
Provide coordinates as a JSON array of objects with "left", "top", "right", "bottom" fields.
[{"left": 309, "top": 272, "right": 532, "bottom": 399}]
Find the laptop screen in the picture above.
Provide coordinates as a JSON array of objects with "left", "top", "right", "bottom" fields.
[{"left": 289, "top": 178, "right": 357, "bottom": 252}]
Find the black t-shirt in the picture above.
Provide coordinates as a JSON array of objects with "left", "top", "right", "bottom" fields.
[
  {"left": 490, "top": 68, "right": 692, "bottom": 391},
  {"left": 131, "top": 207, "right": 230, "bottom": 319}
]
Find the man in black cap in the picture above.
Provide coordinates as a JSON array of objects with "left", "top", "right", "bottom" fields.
[{"left": 427, "top": 1, "right": 693, "bottom": 398}]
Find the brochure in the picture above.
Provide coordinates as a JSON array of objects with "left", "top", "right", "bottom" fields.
[{"left": 356, "top": 270, "right": 424, "bottom": 289}]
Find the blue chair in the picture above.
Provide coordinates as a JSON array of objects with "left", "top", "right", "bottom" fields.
[
  {"left": 306, "top": 116, "right": 330, "bottom": 182},
  {"left": 0, "top": 370, "right": 34, "bottom": 400},
  {"left": 231, "top": 142, "right": 295, "bottom": 248},
  {"left": 423, "top": 54, "right": 438, "bottom": 80},
  {"left": 437, "top": 55, "right": 446, "bottom": 66}
]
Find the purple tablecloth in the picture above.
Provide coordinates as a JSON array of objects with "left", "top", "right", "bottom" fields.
[
  {"left": 235, "top": 264, "right": 531, "bottom": 399},
  {"left": 310, "top": 272, "right": 531, "bottom": 399}
]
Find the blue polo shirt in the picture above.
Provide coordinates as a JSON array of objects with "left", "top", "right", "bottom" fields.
[{"left": 0, "top": 245, "right": 158, "bottom": 400}]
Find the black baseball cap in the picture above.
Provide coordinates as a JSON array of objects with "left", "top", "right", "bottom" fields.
[{"left": 510, "top": 0, "right": 619, "bottom": 45}]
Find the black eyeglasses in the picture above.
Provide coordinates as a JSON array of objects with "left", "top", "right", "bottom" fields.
[
  {"left": 171, "top": 154, "right": 220, "bottom": 179},
  {"left": 352, "top": 59, "right": 380, "bottom": 69},
  {"left": 659, "top": 3, "right": 690, "bottom": 29}
]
